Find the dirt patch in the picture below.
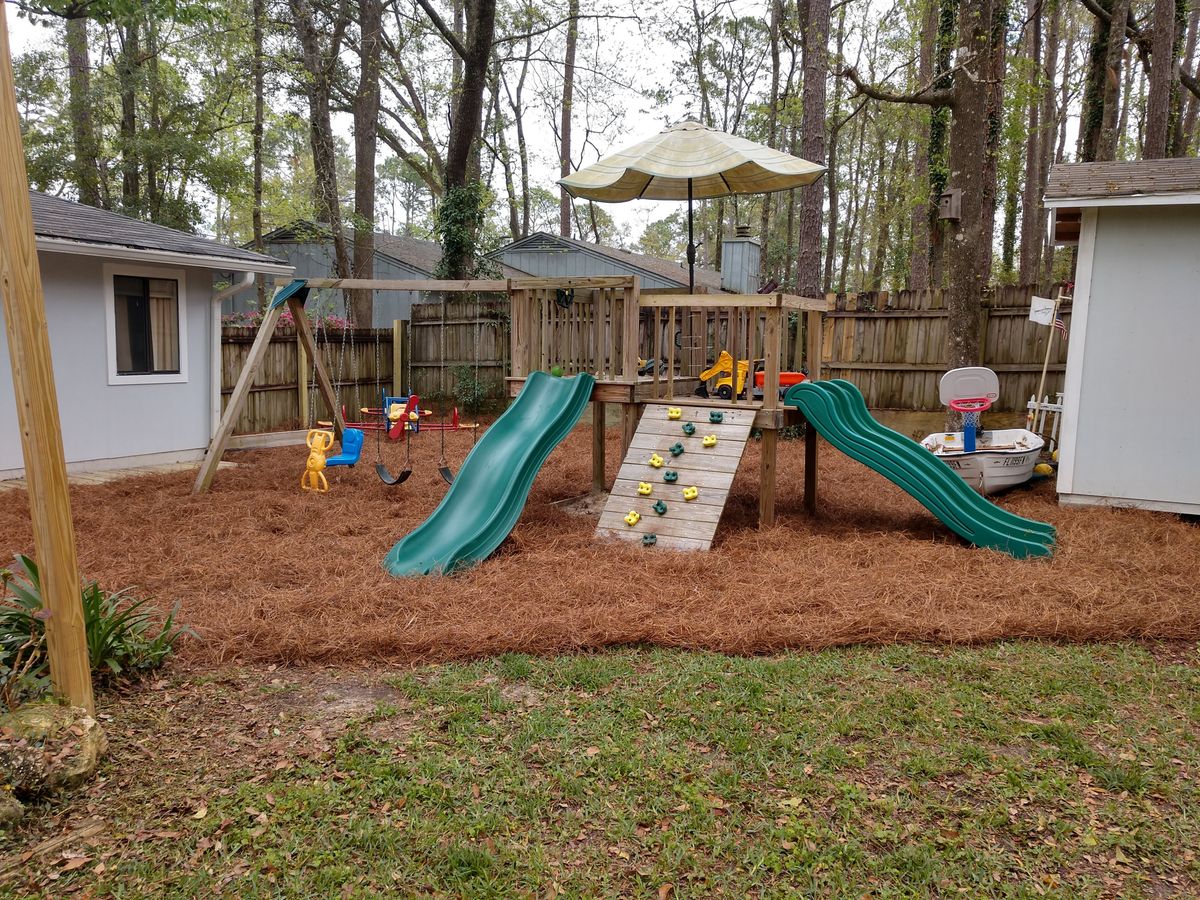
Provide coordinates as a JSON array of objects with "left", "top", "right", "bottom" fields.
[{"left": 1, "top": 423, "right": 1198, "bottom": 666}]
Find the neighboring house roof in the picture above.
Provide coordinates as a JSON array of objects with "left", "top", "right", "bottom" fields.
[
  {"left": 30, "top": 191, "right": 293, "bottom": 274},
  {"left": 258, "top": 221, "right": 529, "bottom": 280},
  {"left": 1043, "top": 159, "right": 1200, "bottom": 207},
  {"left": 492, "top": 231, "right": 723, "bottom": 291}
]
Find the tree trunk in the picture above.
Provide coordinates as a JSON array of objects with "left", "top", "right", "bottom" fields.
[
  {"left": 559, "top": 0, "right": 578, "bottom": 237},
  {"left": 796, "top": 0, "right": 830, "bottom": 299},
  {"left": 944, "top": 0, "right": 1005, "bottom": 369},
  {"left": 439, "top": 0, "right": 498, "bottom": 278},
  {"left": 117, "top": 18, "right": 140, "bottom": 215},
  {"left": 759, "top": 0, "right": 782, "bottom": 271},
  {"left": 1017, "top": 0, "right": 1042, "bottom": 284},
  {"left": 927, "top": 0, "right": 957, "bottom": 288},
  {"left": 1144, "top": 0, "right": 1179, "bottom": 157},
  {"left": 252, "top": 0, "right": 266, "bottom": 307},
  {"left": 64, "top": 16, "right": 101, "bottom": 208},
  {"left": 1037, "top": 0, "right": 1062, "bottom": 289},
  {"left": 1178, "top": 7, "right": 1200, "bottom": 153},
  {"left": 1097, "top": 0, "right": 1130, "bottom": 160},
  {"left": 351, "top": 0, "right": 383, "bottom": 327},
  {"left": 910, "top": 0, "right": 936, "bottom": 290},
  {"left": 290, "top": 0, "right": 351, "bottom": 282}
]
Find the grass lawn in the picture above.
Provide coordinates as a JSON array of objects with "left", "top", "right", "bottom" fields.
[{"left": 2, "top": 642, "right": 1198, "bottom": 897}]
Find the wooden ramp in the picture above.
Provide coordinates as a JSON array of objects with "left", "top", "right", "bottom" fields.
[{"left": 596, "top": 402, "right": 754, "bottom": 551}]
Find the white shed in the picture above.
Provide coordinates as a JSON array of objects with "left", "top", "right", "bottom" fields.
[
  {"left": 1044, "top": 159, "right": 1200, "bottom": 516},
  {"left": 0, "top": 192, "right": 292, "bottom": 480}
]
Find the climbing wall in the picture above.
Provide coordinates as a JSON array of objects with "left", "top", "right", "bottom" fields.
[{"left": 595, "top": 403, "right": 755, "bottom": 551}]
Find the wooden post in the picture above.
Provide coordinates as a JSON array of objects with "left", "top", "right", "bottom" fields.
[
  {"left": 392, "top": 318, "right": 404, "bottom": 396},
  {"left": 759, "top": 429, "right": 778, "bottom": 526},
  {"left": 621, "top": 403, "right": 640, "bottom": 457},
  {"left": 592, "top": 400, "right": 606, "bottom": 493},
  {"left": 805, "top": 309, "right": 823, "bottom": 381},
  {"left": 804, "top": 413, "right": 818, "bottom": 515},
  {"left": 287, "top": 296, "right": 344, "bottom": 438},
  {"left": 621, "top": 277, "right": 640, "bottom": 380},
  {"left": 0, "top": 5, "right": 93, "bottom": 713},
  {"left": 296, "top": 336, "right": 308, "bottom": 427},
  {"left": 194, "top": 303, "right": 285, "bottom": 493}
]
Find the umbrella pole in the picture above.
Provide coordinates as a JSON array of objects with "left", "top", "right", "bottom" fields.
[{"left": 686, "top": 177, "right": 695, "bottom": 294}]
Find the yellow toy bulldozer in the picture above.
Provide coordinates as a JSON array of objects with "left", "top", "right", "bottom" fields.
[{"left": 697, "top": 350, "right": 751, "bottom": 400}]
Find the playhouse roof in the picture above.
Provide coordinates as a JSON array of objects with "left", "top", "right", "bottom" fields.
[
  {"left": 30, "top": 191, "right": 293, "bottom": 274},
  {"left": 1044, "top": 159, "right": 1200, "bottom": 208}
]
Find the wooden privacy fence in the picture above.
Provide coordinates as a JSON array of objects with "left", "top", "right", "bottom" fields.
[
  {"left": 408, "top": 296, "right": 509, "bottom": 399},
  {"left": 221, "top": 324, "right": 398, "bottom": 434},
  {"left": 819, "top": 284, "right": 1071, "bottom": 411}
]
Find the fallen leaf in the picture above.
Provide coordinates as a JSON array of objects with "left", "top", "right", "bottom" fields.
[
  {"left": 191, "top": 806, "right": 208, "bottom": 820},
  {"left": 585, "top": 747, "right": 600, "bottom": 757},
  {"left": 61, "top": 856, "right": 91, "bottom": 871},
  {"left": 658, "top": 885, "right": 673, "bottom": 899}
]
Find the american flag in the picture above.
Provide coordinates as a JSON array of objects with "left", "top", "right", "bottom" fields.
[{"left": 1053, "top": 315, "right": 1068, "bottom": 342}]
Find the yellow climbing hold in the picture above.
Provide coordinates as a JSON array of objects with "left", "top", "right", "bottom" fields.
[
  {"left": 637, "top": 481, "right": 653, "bottom": 496},
  {"left": 667, "top": 407, "right": 682, "bottom": 420},
  {"left": 648, "top": 452, "right": 664, "bottom": 468},
  {"left": 702, "top": 434, "right": 718, "bottom": 448},
  {"left": 624, "top": 510, "right": 641, "bottom": 526},
  {"left": 682, "top": 486, "right": 699, "bottom": 501}
]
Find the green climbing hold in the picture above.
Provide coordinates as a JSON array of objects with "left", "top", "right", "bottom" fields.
[
  {"left": 642, "top": 533, "right": 658, "bottom": 546},
  {"left": 709, "top": 411, "right": 724, "bottom": 424},
  {"left": 663, "top": 471, "right": 678, "bottom": 483},
  {"left": 669, "top": 442, "right": 685, "bottom": 456},
  {"left": 652, "top": 499, "right": 668, "bottom": 515},
  {"left": 682, "top": 422, "right": 696, "bottom": 435},
  {"left": 550, "top": 365, "right": 564, "bottom": 377}
]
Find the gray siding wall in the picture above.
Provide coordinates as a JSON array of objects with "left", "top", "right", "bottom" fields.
[
  {"left": 496, "top": 247, "right": 683, "bottom": 290},
  {"left": 1065, "top": 205, "right": 1200, "bottom": 507},
  {"left": 227, "top": 240, "right": 423, "bottom": 326},
  {"left": 0, "top": 252, "right": 214, "bottom": 475}
]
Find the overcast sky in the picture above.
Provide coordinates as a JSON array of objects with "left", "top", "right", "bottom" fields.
[{"left": 3, "top": 4, "right": 697, "bottom": 241}]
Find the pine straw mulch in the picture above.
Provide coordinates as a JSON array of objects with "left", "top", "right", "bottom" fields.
[{"left": 0, "top": 422, "right": 1197, "bottom": 667}]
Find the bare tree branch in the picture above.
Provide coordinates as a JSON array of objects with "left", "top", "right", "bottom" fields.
[
  {"left": 837, "top": 64, "right": 955, "bottom": 107},
  {"left": 414, "top": 0, "right": 468, "bottom": 61}
]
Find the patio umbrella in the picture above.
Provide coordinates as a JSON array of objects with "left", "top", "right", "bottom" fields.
[{"left": 558, "top": 119, "right": 826, "bottom": 292}]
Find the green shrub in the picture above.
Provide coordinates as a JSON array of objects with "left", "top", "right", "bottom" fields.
[
  {"left": 450, "top": 364, "right": 497, "bottom": 415},
  {"left": 0, "top": 555, "right": 190, "bottom": 703}
]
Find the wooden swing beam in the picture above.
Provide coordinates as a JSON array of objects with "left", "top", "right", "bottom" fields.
[{"left": 0, "top": 5, "right": 94, "bottom": 712}]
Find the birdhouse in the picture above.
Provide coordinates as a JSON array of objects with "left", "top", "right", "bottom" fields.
[{"left": 938, "top": 188, "right": 962, "bottom": 221}]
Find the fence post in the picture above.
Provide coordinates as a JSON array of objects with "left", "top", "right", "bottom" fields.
[
  {"left": 296, "top": 333, "right": 308, "bottom": 427},
  {"left": 393, "top": 319, "right": 404, "bottom": 397}
]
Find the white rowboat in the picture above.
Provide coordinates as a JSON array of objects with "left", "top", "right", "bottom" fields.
[{"left": 920, "top": 428, "right": 1045, "bottom": 494}]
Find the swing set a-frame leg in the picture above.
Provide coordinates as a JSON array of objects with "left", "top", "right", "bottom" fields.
[{"left": 192, "top": 285, "right": 344, "bottom": 494}]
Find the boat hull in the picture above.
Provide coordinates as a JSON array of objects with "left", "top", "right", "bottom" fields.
[{"left": 920, "top": 428, "right": 1045, "bottom": 494}]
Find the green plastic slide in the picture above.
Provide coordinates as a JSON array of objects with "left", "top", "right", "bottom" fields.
[
  {"left": 784, "top": 379, "right": 1055, "bottom": 559},
  {"left": 383, "top": 371, "right": 595, "bottom": 576}
]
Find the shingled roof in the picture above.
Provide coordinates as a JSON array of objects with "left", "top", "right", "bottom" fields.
[
  {"left": 258, "top": 222, "right": 529, "bottom": 279},
  {"left": 1044, "top": 159, "right": 1200, "bottom": 205},
  {"left": 31, "top": 191, "right": 291, "bottom": 271},
  {"left": 494, "top": 231, "right": 724, "bottom": 291}
]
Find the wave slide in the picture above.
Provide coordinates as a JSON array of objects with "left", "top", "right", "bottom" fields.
[
  {"left": 383, "top": 371, "right": 595, "bottom": 576},
  {"left": 784, "top": 379, "right": 1055, "bottom": 559}
]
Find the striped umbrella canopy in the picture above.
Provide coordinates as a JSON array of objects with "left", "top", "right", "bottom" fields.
[{"left": 558, "top": 120, "right": 825, "bottom": 290}]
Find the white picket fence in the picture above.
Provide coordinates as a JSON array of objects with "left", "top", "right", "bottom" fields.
[{"left": 1026, "top": 392, "right": 1064, "bottom": 451}]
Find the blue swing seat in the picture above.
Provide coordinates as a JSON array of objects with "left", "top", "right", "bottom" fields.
[{"left": 326, "top": 427, "right": 365, "bottom": 467}]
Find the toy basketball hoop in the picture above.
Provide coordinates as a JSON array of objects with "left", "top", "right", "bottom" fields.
[
  {"left": 948, "top": 397, "right": 993, "bottom": 414},
  {"left": 940, "top": 369, "right": 999, "bottom": 454}
]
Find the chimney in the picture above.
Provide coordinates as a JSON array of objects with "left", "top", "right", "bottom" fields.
[{"left": 720, "top": 225, "right": 761, "bottom": 293}]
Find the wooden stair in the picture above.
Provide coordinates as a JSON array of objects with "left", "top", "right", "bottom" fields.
[{"left": 595, "top": 402, "right": 754, "bottom": 551}]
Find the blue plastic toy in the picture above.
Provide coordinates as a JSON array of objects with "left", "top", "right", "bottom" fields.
[{"left": 325, "top": 428, "right": 365, "bottom": 467}]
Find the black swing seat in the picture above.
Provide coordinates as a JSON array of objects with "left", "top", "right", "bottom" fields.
[
  {"left": 376, "top": 463, "right": 411, "bottom": 486},
  {"left": 437, "top": 465, "right": 454, "bottom": 485}
]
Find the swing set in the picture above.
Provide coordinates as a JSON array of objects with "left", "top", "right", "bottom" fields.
[{"left": 193, "top": 277, "right": 491, "bottom": 495}]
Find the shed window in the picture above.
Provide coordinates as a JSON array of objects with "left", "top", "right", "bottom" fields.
[{"left": 113, "top": 275, "right": 180, "bottom": 375}]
